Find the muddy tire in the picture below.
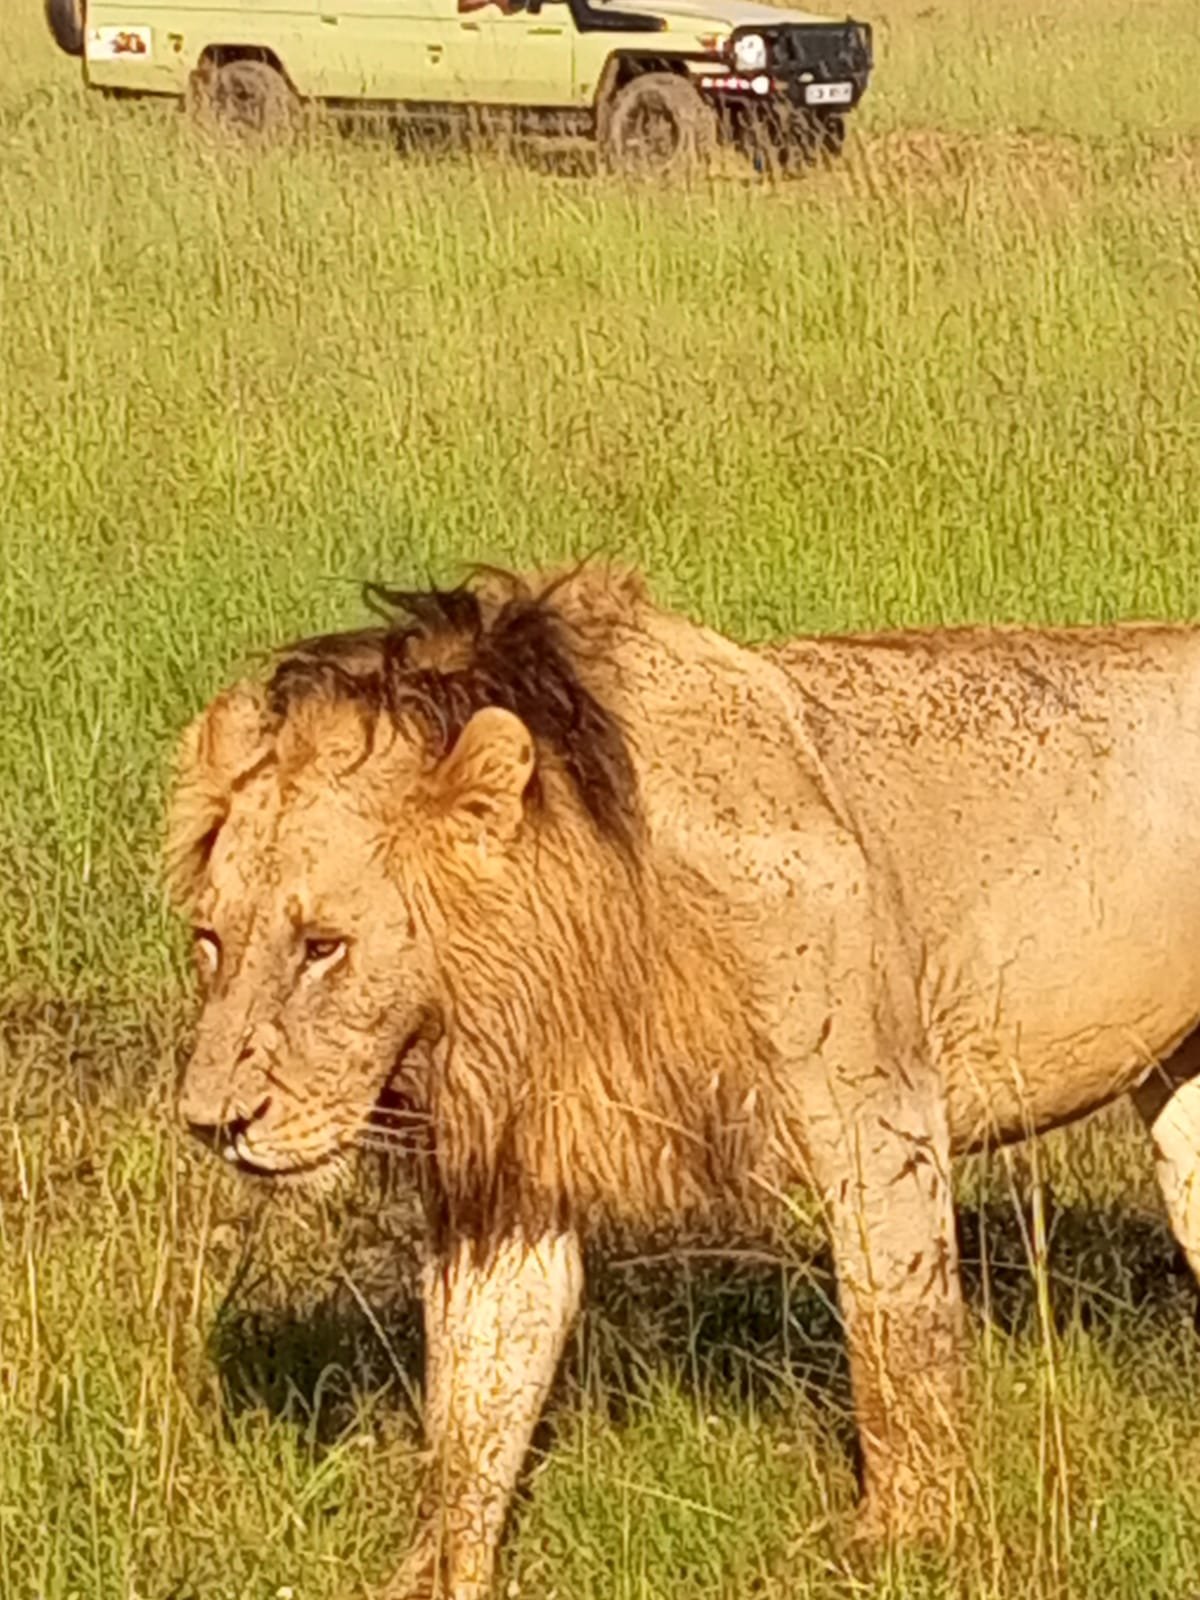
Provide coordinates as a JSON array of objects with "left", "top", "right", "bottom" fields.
[
  {"left": 601, "top": 72, "right": 716, "bottom": 180},
  {"left": 45, "top": 0, "right": 85, "bottom": 58},
  {"left": 187, "top": 59, "right": 299, "bottom": 143}
]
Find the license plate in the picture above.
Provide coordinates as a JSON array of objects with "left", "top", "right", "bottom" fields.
[{"left": 804, "top": 81, "right": 853, "bottom": 106}]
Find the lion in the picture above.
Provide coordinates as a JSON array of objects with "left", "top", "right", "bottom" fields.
[{"left": 168, "top": 561, "right": 1200, "bottom": 1598}]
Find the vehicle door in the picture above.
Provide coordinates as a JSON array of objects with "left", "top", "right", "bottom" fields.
[
  {"left": 453, "top": 0, "right": 576, "bottom": 107},
  {"left": 315, "top": 0, "right": 461, "bottom": 102}
]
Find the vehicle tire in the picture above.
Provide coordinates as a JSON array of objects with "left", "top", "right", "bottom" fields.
[
  {"left": 45, "top": 0, "right": 85, "bottom": 58},
  {"left": 601, "top": 72, "right": 716, "bottom": 180},
  {"left": 187, "top": 59, "right": 299, "bottom": 143}
]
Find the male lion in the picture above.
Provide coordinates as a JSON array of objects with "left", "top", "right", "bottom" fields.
[{"left": 169, "top": 563, "right": 1200, "bottom": 1598}]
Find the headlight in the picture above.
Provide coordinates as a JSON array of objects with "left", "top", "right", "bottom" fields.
[{"left": 733, "top": 32, "right": 768, "bottom": 73}]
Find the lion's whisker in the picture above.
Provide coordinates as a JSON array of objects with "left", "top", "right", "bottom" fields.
[{"left": 356, "top": 1130, "right": 429, "bottom": 1154}]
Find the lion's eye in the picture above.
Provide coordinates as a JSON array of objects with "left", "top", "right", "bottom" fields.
[
  {"left": 303, "top": 937, "right": 346, "bottom": 966},
  {"left": 193, "top": 929, "right": 221, "bottom": 976}
]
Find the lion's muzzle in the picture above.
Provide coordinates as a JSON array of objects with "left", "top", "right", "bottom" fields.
[{"left": 178, "top": 1025, "right": 306, "bottom": 1176}]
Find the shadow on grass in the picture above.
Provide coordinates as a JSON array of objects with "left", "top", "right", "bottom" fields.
[
  {"left": 210, "top": 1290, "right": 425, "bottom": 1446},
  {"left": 206, "top": 1185, "right": 1198, "bottom": 1456}
]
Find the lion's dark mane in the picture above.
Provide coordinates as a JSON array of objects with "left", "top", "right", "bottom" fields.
[{"left": 266, "top": 568, "right": 642, "bottom": 854}]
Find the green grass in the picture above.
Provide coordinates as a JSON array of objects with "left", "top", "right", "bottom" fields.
[{"left": 3, "top": 0, "right": 1200, "bottom": 1593}]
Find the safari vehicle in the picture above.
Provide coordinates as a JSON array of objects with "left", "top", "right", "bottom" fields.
[{"left": 46, "top": 0, "right": 872, "bottom": 175}]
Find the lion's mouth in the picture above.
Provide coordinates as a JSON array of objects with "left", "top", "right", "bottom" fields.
[
  {"left": 364, "top": 1022, "right": 438, "bottom": 1157},
  {"left": 219, "top": 1132, "right": 341, "bottom": 1181}
]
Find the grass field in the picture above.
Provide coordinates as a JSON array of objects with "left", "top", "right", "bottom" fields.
[{"left": 3, "top": 0, "right": 1200, "bottom": 1595}]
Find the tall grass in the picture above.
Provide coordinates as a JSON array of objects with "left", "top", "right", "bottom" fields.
[{"left": 2, "top": 0, "right": 1200, "bottom": 1594}]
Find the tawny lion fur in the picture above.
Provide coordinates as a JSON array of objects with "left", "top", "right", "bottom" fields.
[{"left": 169, "top": 562, "right": 1200, "bottom": 1600}]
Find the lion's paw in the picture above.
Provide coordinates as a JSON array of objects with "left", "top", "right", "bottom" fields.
[
  {"left": 850, "top": 1476, "right": 954, "bottom": 1552},
  {"left": 378, "top": 1535, "right": 491, "bottom": 1600}
]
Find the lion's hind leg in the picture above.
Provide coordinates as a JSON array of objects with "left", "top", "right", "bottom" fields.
[{"left": 1132, "top": 1033, "right": 1200, "bottom": 1285}]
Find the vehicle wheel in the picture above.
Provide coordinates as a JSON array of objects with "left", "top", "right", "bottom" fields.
[
  {"left": 45, "top": 0, "right": 84, "bottom": 57},
  {"left": 601, "top": 72, "right": 716, "bottom": 180},
  {"left": 188, "top": 59, "right": 299, "bottom": 143}
]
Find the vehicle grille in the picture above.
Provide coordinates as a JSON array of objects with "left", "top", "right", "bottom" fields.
[{"left": 770, "top": 21, "right": 872, "bottom": 80}]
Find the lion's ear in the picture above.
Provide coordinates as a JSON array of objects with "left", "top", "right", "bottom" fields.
[
  {"left": 430, "top": 707, "right": 536, "bottom": 848},
  {"left": 165, "top": 684, "right": 270, "bottom": 909}
]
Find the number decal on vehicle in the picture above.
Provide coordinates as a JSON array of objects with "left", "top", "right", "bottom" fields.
[{"left": 86, "top": 24, "right": 152, "bottom": 59}]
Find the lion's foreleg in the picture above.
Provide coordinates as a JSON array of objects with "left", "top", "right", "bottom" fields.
[
  {"left": 806, "top": 1070, "right": 966, "bottom": 1542},
  {"left": 389, "top": 1229, "right": 584, "bottom": 1600}
]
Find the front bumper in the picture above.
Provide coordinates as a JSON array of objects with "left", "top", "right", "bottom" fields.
[{"left": 697, "top": 18, "right": 873, "bottom": 114}]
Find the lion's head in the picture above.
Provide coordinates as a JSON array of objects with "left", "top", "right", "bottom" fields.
[{"left": 167, "top": 569, "right": 649, "bottom": 1201}]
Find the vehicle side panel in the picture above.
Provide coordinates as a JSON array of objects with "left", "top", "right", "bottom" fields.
[{"left": 84, "top": 0, "right": 323, "bottom": 97}]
